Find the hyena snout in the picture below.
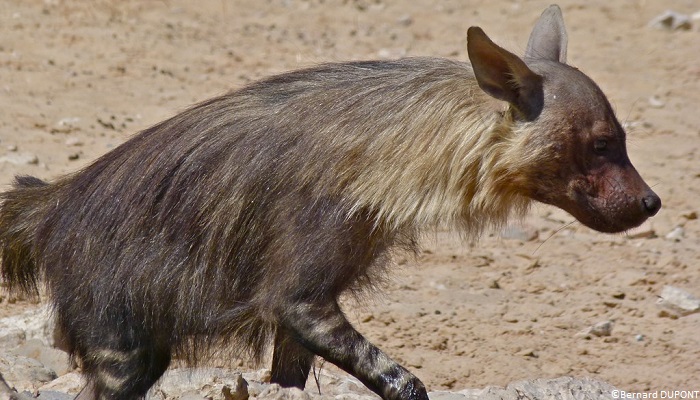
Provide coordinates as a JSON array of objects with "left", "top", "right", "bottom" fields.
[
  {"left": 608, "top": 164, "right": 661, "bottom": 218},
  {"left": 572, "top": 163, "right": 661, "bottom": 233}
]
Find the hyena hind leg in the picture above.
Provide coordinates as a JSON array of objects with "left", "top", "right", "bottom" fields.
[
  {"left": 270, "top": 327, "right": 316, "bottom": 389},
  {"left": 76, "top": 343, "right": 171, "bottom": 399}
]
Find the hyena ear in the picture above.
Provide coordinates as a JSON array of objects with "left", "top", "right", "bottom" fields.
[
  {"left": 525, "top": 4, "right": 568, "bottom": 63},
  {"left": 467, "top": 26, "right": 544, "bottom": 121}
]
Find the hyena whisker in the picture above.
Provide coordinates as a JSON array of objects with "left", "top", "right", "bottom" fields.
[
  {"left": 624, "top": 99, "right": 639, "bottom": 128},
  {"left": 532, "top": 220, "right": 577, "bottom": 256}
]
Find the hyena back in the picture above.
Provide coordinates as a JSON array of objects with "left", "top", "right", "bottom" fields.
[{"left": 0, "top": 5, "right": 659, "bottom": 400}]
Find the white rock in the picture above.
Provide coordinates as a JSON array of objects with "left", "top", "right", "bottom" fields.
[
  {"left": 0, "top": 153, "right": 39, "bottom": 165},
  {"left": 0, "top": 351, "right": 57, "bottom": 392},
  {"left": 429, "top": 391, "right": 467, "bottom": 400},
  {"left": 648, "top": 95, "right": 665, "bottom": 108},
  {"left": 576, "top": 320, "right": 614, "bottom": 338},
  {"left": 13, "top": 338, "right": 71, "bottom": 376},
  {"left": 657, "top": 285, "right": 700, "bottom": 316},
  {"left": 257, "top": 384, "right": 311, "bottom": 400},
  {"left": 500, "top": 224, "right": 539, "bottom": 241},
  {"left": 397, "top": 14, "right": 413, "bottom": 26},
  {"left": 649, "top": 10, "right": 692, "bottom": 30},
  {"left": 147, "top": 368, "right": 248, "bottom": 400},
  {"left": 483, "top": 377, "right": 618, "bottom": 400},
  {"left": 64, "top": 137, "right": 84, "bottom": 147},
  {"left": 56, "top": 117, "right": 80, "bottom": 127},
  {"left": 0, "top": 306, "right": 54, "bottom": 348},
  {"left": 0, "top": 324, "right": 25, "bottom": 349},
  {"left": 53, "top": 117, "right": 81, "bottom": 133},
  {"left": 35, "top": 390, "right": 74, "bottom": 400},
  {"left": 665, "top": 226, "right": 685, "bottom": 241},
  {"left": 38, "top": 372, "right": 84, "bottom": 395}
]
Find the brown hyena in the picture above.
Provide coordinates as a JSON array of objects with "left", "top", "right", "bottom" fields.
[{"left": 0, "top": 5, "right": 659, "bottom": 400}]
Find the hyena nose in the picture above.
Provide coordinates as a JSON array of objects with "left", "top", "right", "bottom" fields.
[{"left": 642, "top": 193, "right": 661, "bottom": 216}]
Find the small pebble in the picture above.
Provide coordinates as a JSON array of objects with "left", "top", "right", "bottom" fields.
[
  {"left": 517, "top": 348, "right": 537, "bottom": 358},
  {"left": 500, "top": 224, "right": 539, "bottom": 241},
  {"left": 665, "top": 226, "right": 684, "bottom": 241},
  {"left": 648, "top": 10, "right": 692, "bottom": 30},
  {"left": 648, "top": 96, "right": 665, "bottom": 108},
  {"left": 397, "top": 14, "right": 413, "bottom": 26},
  {"left": 0, "top": 153, "right": 39, "bottom": 165},
  {"left": 576, "top": 320, "right": 614, "bottom": 338},
  {"left": 589, "top": 321, "right": 614, "bottom": 337},
  {"left": 681, "top": 210, "right": 697, "bottom": 220},
  {"left": 65, "top": 137, "right": 84, "bottom": 147}
]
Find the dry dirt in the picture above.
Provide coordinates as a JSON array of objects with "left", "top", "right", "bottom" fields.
[{"left": 1, "top": 0, "right": 699, "bottom": 395}]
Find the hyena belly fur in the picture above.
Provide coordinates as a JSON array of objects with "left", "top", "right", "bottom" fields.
[{"left": 0, "top": 5, "right": 659, "bottom": 400}]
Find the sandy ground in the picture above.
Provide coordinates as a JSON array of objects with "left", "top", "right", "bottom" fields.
[{"left": 1, "top": 0, "right": 699, "bottom": 395}]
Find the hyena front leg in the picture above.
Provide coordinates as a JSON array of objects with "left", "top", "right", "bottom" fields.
[
  {"left": 278, "top": 300, "right": 428, "bottom": 400},
  {"left": 271, "top": 327, "right": 316, "bottom": 388}
]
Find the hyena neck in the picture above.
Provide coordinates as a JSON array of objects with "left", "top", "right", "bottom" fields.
[{"left": 331, "top": 60, "right": 532, "bottom": 237}]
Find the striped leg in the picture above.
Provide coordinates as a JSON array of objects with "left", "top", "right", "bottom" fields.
[
  {"left": 77, "top": 345, "right": 170, "bottom": 399},
  {"left": 270, "top": 327, "right": 316, "bottom": 389},
  {"left": 278, "top": 301, "right": 428, "bottom": 400}
]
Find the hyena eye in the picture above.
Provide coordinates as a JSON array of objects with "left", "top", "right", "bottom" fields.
[{"left": 593, "top": 139, "right": 608, "bottom": 153}]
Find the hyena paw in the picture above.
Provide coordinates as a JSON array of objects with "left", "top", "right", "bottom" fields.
[{"left": 397, "top": 376, "right": 429, "bottom": 400}]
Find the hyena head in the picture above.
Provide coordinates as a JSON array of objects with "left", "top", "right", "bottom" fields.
[{"left": 467, "top": 5, "right": 660, "bottom": 233}]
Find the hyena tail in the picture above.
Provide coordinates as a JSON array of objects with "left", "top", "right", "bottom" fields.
[{"left": 0, "top": 175, "right": 51, "bottom": 296}]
